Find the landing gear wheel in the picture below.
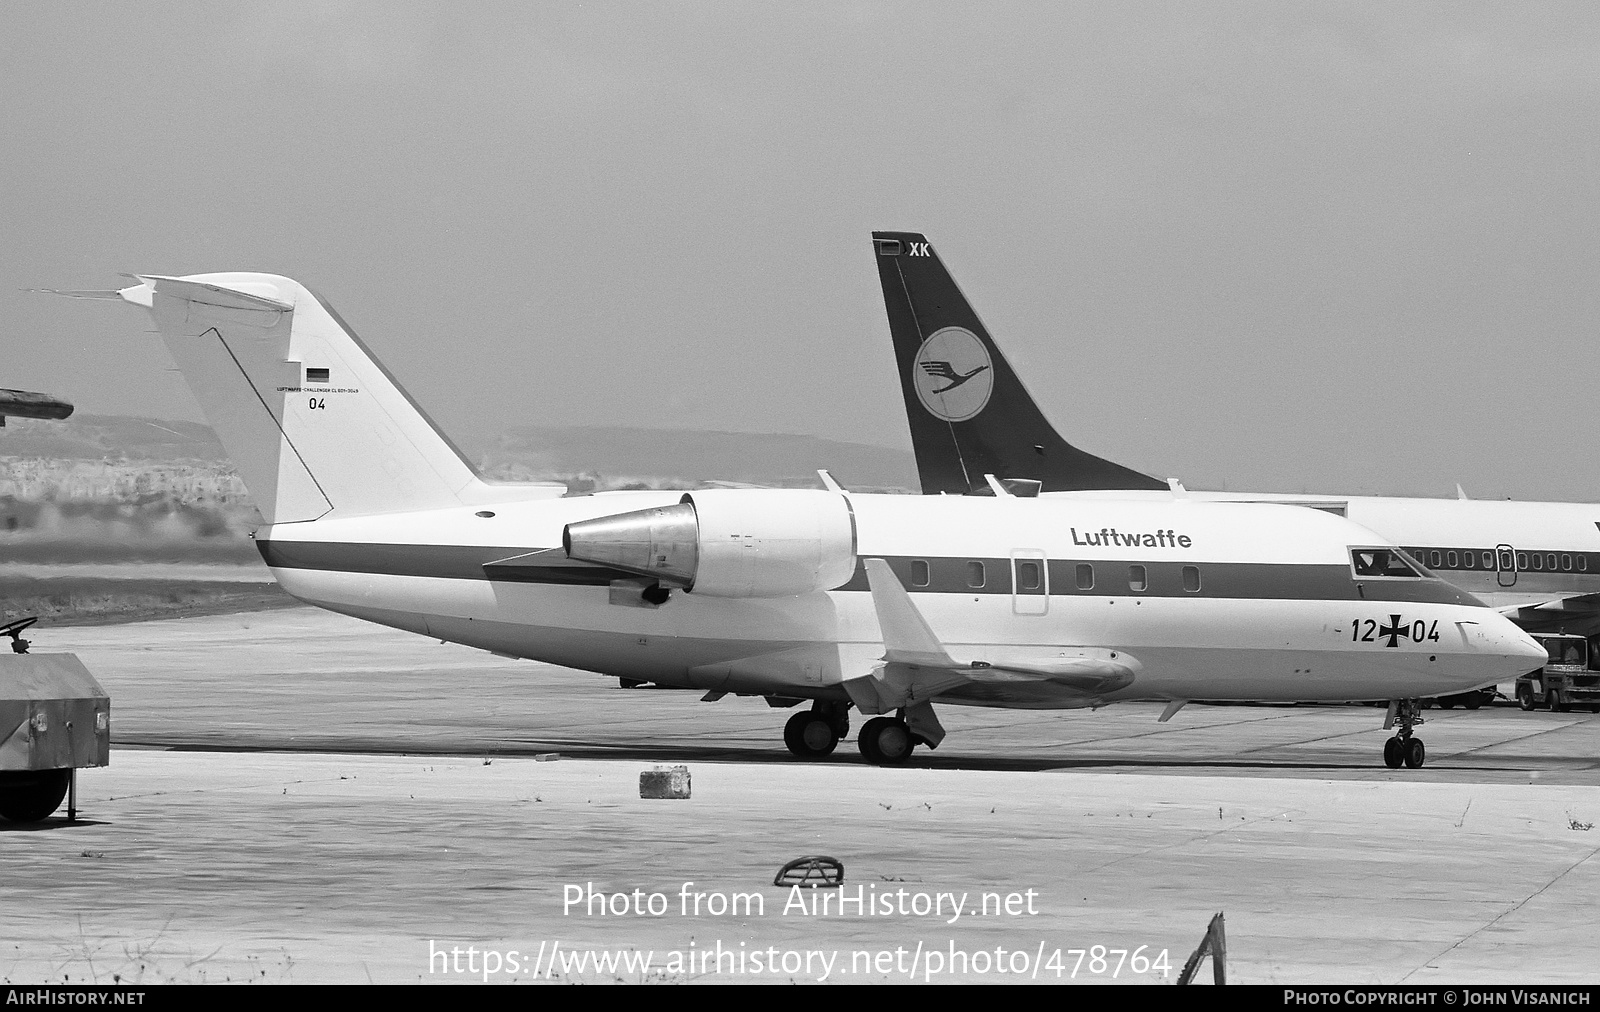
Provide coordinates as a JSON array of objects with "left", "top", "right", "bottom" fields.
[
  {"left": 1382, "top": 699, "right": 1426, "bottom": 770},
  {"left": 857, "top": 717, "right": 887, "bottom": 763},
  {"left": 783, "top": 712, "right": 838, "bottom": 758},
  {"left": 859, "top": 717, "right": 913, "bottom": 765},
  {"left": 1464, "top": 693, "right": 1483, "bottom": 711},
  {"left": 1438, "top": 697, "right": 1456, "bottom": 709},
  {"left": 1517, "top": 683, "right": 1536, "bottom": 711},
  {"left": 1383, "top": 737, "right": 1404, "bottom": 769},
  {"left": 0, "top": 769, "right": 71, "bottom": 823}
]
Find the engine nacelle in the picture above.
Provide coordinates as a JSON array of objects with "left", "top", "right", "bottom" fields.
[{"left": 562, "top": 489, "right": 857, "bottom": 598}]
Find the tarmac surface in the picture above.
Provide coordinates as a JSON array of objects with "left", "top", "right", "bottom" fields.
[{"left": 3, "top": 607, "right": 1599, "bottom": 984}]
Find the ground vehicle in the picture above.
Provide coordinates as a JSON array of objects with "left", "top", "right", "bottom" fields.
[
  {"left": 0, "top": 617, "right": 111, "bottom": 822},
  {"left": 1515, "top": 634, "right": 1600, "bottom": 712},
  {"left": 1433, "top": 687, "right": 1497, "bottom": 710}
]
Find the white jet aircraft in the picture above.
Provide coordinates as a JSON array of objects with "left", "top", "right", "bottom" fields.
[
  {"left": 92, "top": 272, "right": 1542, "bottom": 767},
  {"left": 870, "top": 232, "right": 1600, "bottom": 650}
]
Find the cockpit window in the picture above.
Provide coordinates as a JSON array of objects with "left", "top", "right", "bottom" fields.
[{"left": 1350, "top": 548, "right": 1423, "bottom": 579}]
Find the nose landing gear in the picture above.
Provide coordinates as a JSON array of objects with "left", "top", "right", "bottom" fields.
[{"left": 1381, "top": 698, "right": 1426, "bottom": 769}]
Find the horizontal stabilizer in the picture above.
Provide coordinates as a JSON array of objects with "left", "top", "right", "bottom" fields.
[
  {"left": 31, "top": 288, "right": 127, "bottom": 300},
  {"left": 135, "top": 274, "right": 294, "bottom": 312}
]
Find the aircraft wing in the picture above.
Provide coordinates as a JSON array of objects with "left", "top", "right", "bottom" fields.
[
  {"left": 842, "top": 559, "right": 1137, "bottom": 714},
  {"left": 0, "top": 389, "right": 73, "bottom": 422},
  {"left": 1495, "top": 593, "right": 1600, "bottom": 634}
]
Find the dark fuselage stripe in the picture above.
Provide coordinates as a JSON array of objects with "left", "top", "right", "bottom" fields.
[{"left": 256, "top": 540, "right": 1480, "bottom": 605}]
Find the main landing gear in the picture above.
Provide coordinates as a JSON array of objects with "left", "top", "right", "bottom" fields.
[
  {"left": 783, "top": 702, "right": 851, "bottom": 758},
  {"left": 1382, "top": 698, "right": 1426, "bottom": 769},
  {"left": 781, "top": 701, "right": 938, "bottom": 766}
]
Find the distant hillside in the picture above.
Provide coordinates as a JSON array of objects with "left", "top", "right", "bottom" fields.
[
  {"left": 0, "top": 414, "right": 919, "bottom": 493},
  {"left": 479, "top": 425, "right": 918, "bottom": 492},
  {"left": 0, "top": 414, "right": 226, "bottom": 461}
]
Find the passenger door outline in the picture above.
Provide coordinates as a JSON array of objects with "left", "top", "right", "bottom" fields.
[
  {"left": 1496, "top": 544, "right": 1517, "bottom": 588},
  {"left": 1011, "top": 550, "right": 1048, "bottom": 616}
]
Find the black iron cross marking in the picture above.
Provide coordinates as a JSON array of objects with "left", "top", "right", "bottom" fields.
[{"left": 1377, "top": 614, "right": 1408, "bottom": 648}]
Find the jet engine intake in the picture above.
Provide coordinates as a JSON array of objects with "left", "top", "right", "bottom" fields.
[{"left": 562, "top": 489, "right": 857, "bottom": 597}]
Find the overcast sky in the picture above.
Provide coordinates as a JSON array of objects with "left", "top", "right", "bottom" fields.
[{"left": 4, "top": 3, "right": 1598, "bottom": 499}]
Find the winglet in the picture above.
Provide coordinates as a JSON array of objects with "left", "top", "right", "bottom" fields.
[
  {"left": 864, "top": 558, "right": 957, "bottom": 667},
  {"left": 818, "top": 469, "right": 844, "bottom": 493}
]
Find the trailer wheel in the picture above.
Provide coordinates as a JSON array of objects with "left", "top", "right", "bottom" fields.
[
  {"left": 1517, "top": 683, "right": 1536, "bottom": 711},
  {"left": 0, "top": 769, "right": 71, "bottom": 823}
]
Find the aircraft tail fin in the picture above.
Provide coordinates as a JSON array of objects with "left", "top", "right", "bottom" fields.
[
  {"left": 116, "top": 273, "right": 562, "bottom": 524},
  {"left": 872, "top": 231, "right": 1165, "bottom": 494}
]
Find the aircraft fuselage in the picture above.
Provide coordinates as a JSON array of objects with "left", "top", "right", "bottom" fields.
[{"left": 257, "top": 492, "right": 1539, "bottom": 707}]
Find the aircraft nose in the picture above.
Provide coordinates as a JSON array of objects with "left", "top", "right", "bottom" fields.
[
  {"left": 1481, "top": 615, "right": 1548, "bottom": 669},
  {"left": 1509, "top": 627, "right": 1548, "bottom": 665}
]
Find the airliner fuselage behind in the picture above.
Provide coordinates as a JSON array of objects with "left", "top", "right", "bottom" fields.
[{"left": 1063, "top": 491, "right": 1600, "bottom": 628}]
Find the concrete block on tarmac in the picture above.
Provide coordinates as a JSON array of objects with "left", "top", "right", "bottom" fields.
[{"left": 640, "top": 764, "right": 690, "bottom": 799}]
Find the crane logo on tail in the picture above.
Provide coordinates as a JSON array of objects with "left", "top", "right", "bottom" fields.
[{"left": 913, "top": 327, "right": 993, "bottom": 422}]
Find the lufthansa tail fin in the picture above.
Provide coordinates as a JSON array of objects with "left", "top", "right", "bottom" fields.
[
  {"left": 872, "top": 231, "right": 1164, "bottom": 494},
  {"left": 116, "top": 273, "right": 563, "bottom": 524}
]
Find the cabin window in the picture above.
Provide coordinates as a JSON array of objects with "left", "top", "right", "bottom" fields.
[
  {"left": 1429, "top": 550, "right": 1442, "bottom": 568},
  {"left": 1182, "top": 566, "right": 1201, "bottom": 593},
  {"left": 1128, "top": 565, "right": 1147, "bottom": 592},
  {"left": 1483, "top": 552, "right": 1495, "bottom": 569},
  {"left": 911, "top": 560, "right": 930, "bottom": 587},
  {"left": 1531, "top": 554, "right": 1544, "bottom": 571},
  {"left": 1516, "top": 553, "right": 1528, "bottom": 570},
  {"left": 1562, "top": 554, "right": 1572, "bottom": 571},
  {"left": 1582, "top": 556, "right": 1589, "bottom": 572},
  {"left": 1350, "top": 548, "right": 1422, "bottom": 579},
  {"left": 966, "top": 561, "right": 985, "bottom": 588},
  {"left": 1076, "top": 564, "right": 1094, "bottom": 591},
  {"left": 1547, "top": 554, "right": 1558, "bottom": 571},
  {"left": 1463, "top": 552, "right": 1475, "bottom": 569},
  {"left": 1017, "top": 561, "right": 1041, "bottom": 591},
  {"left": 1446, "top": 551, "right": 1458, "bottom": 568}
]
